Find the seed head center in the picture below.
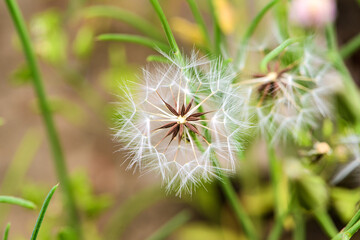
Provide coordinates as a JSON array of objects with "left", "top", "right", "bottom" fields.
[
  {"left": 267, "top": 72, "right": 278, "bottom": 81},
  {"left": 178, "top": 116, "right": 187, "bottom": 124}
]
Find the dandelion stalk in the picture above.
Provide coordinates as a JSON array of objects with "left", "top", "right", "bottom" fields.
[
  {"left": 266, "top": 142, "right": 285, "bottom": 240},
  {"left": 234, "top": 0, "right": 280, "bottom": 70},
  {"left": 325, "top": 25, "right": 360, "bottom": 122},
  {"left": 293, "top": 210, "right": 306, "bottom": 240},
  {"left": 4, "top": 0, "right": 81, "bottom": 237},
  {"left": 211, "top": 156, "right": 257, "bottom": 240}
]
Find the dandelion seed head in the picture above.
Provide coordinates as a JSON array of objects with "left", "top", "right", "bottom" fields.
[{"left": 114, "top": 53, "right": 250, "bottom": 195}]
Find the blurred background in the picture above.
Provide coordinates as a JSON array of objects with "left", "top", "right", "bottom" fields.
[{"left": 0, "top": 0, "right": 359, "bottom": 239}]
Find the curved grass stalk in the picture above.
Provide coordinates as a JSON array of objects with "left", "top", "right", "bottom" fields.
[
  {"left": 0, "top": 196, "right": 36, "bottom": 210},
  {"left": 207, "top": 0, "right": 222, "bottom": 55},
  {"left": 234, "top": 0, "right": 280, "bottom": 70},
  {"left": 30, "top": 185, "right": 58, "bottom": 240},
  {"left": 82, "top": 6, "right": 164, "bottom": 41},
  {"left": 260, "top": 38, "right": 303, "bottom": 72},
  {"left": 4, "top": 0, "right": 81, "bottom": 237},
  {"left": 340, "top": 33, "right": 360, "bottom": 59},
  {"left": 97, "top": 34, "right": 171, "bottom": 52}
]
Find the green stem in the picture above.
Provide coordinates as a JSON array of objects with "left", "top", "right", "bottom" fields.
[
  {"left": 4, "top": 0, "right": 81, "bottom": 237},
  {"left": 260, "top": 38, "right": 303, "bottom": 72},
  {"left": 266, "top": 142, "right": 285, "bottom": 240},
  {"left": 97, "top": 34, "right": 171, "bottom": 52},
  {"left": 150, "top": 0, "right": 180, "bottom": 55},
  {"left": 186, "top": 0, "right": 211, "bottom": 49},
  {"left": 234, "top": 0, "right": 279, "bottom": 70},
  {"left": 211, "top": 157, "right": 257, "bottom": 240},
  {"left": 268, "top": 213, "right": 286, "bottom": 240},
  {"left": 274, "top": 0, "right": 289, "bottom": 41},
  {"left": 313, "top": 209, "right": 338, "bottom": 238},
  {"left": 207, "top": 0, "right": 222, "bottom": 55},
  {"left": 147, "top": 210, "right": 192, "bottom": 240},
  {"left": 340, "top": 33, "right": 360, "bottom": 59},
  {"left": 293, "top": 210, "right": 305, "bottom": 240},
  {"left": 343, "top": 209, "right": 360, "bottom": 232},
  {"left": 0, "top": 196, "right": 36, "bottom": 210},
  {"left": 325, "top": 25, "right": 360, "bottom": 123}
]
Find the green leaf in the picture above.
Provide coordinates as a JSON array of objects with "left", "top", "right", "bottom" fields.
[
  {"left": 30, "top": 184, "right": 58, "bottom": 240},
  {"left": 0, "top": 196, "right": 36, "bottom": 210},
  {"left": 2, "top": 223, "right": 10, "bottom": 240}
]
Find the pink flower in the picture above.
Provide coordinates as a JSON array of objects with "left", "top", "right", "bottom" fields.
[{"left": 290, "top": 0, "right": 336, "bottom": 28}]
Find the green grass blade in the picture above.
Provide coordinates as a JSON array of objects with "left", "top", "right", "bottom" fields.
[
  {"left": 3, "top": 223, "right": 11, "bottom": 240},
  {"left": 30, "top": 184, "right": 58, "bottom": 240},
  {"left": 0, "top": 196, "right": 36, "bottom": 210},
  {"left": 340, "top": 33, "right": 360, "bottom": 59},
  {"left": 97, "top": 34, "right": 171, "bottom": 52},
  {"left": 186, "top": 0, "right": 211, "bottom": 48},
  {"left": 147, "top": 210, "right": 192, "bottom": 240},
  {"left": 150, "top": 0, "right": 180, "bottom": 55},
  {"left": 82, "top": 6, "right": 164, "bottom": 41}
]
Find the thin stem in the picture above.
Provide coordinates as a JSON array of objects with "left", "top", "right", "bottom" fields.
[
  {"left": 260, "top": 38, "right": 303, "bottom": 72},
  {"left": 97, "top": 34, "right": 171, "bottom": 52},
  {"left": 266, "top": 142, "right": 285, "bottom": 240},
  {"left": 186, "top": 0, "right": 211, "bottom": 49},
  {"left": 150, "top": 0, "right": 180, "bottom": 55},
  {"left": 293, "top": 210, "right": 305, "bottom": 240},
  {"left": 147, "top": 210, "right": 192, "bottom": 240},
  {"left": 340, "top": 33, "right": 360, "bottom": 59},
  {"left": 4, "top": 0, "right": 81, "bottom": 237},
  {"left": 326, "top": 25, "right": 360, "bottom": 122},
  {"left": 211, "top": 156, "right": 257, "bottom": 240},
  {"left": 268, "top": 213, "right": 286, "bottom": 240},
  {"left": 0, "top": 196, "right": 36, "bottom": 210},
  {"left": 234, "top": 0, "right": 279, "bottom": 70},
  {"left": 343, "top": 208, "right": 360, "bottom": 232},
  {"left": 274, "top": 0, "right": 289, "bottom": 41},
  {"left": 313, "top": 209, "right": 338, "bottom": 238},
  {"left": 207, "top": 0, "right": 222, "bottom": 55}
]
